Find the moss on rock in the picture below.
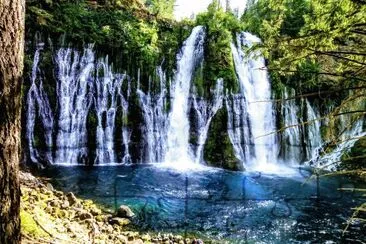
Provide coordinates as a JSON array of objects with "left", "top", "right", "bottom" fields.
[
  {"left": 203, "top": 107, "right": 242, "bottom": 171},
  {"left": 341, "top": 136, "right": 366, "bottom": 172},
  {"left": 20, "top": 210, "right": 48, "bottom": 238}
]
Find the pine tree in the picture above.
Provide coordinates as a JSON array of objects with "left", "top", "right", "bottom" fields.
[{"left": 0, "top": 0, "right": 25, "bottom": 242}]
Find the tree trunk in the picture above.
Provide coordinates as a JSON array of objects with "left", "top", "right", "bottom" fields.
[{"left": 0, "top": 0, "right": 25, "bottom": 243}]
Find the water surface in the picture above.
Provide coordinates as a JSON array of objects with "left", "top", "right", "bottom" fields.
[{"left": 39, "top": 165, "right": 366, "bottom": 243}]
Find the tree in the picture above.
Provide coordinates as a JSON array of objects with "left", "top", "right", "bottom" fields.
[
  {"left": 0, "top": 0, "right": 25, "bottom": 243},
  {"left": 225, "top": 0, "right": 231, "bottom": 12},
  {"left": 144, "top": 0, "right": 175, "bottom": 18},
  {"left": 242, "top": 0, "right": 366, "bottom": 85}
]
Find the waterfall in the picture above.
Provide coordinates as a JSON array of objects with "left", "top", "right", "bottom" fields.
[
  {"left": 225, "top": 94, "right": 252, "bottom": 163},
  {"left": 305, "top": 100, "right": 322, "bottom": 159},
  {"left": 55, "top": 47, "right": 94, "bottom": 165},
  {"left": 137, "top": 66, "right": 168, "bottom": 163},
  {"left": 94, "top": 58, "right": 126, "bottom": 165},
  {"left": 280, "top": 87, "right": 302, "bottom": 162},
  {"left": 230, "top": 32, "right": 278, "bottom": 169},
  {"left": 192, "top": 79, "right": 224, "bottom": 164},
  {"left": 164, "top": 26, "right": 206, "bottom": 166},
  {"left": 26, "top": 27, "right": 363, "bottom": 171},
  {"left": 26, "top": 27, "right": 209, "bottom": 167},
  {"left": 27, "top": 45, "right": 132, "bottom": 165},
  {"left": 26, "top": 43, "right": 54, "bottom": 164},
  {"left": 308, "top": 108, "right": 365, "bottom": 170},
  {"left": 121, "top": 77, "right": 131, "bottom": 165}
]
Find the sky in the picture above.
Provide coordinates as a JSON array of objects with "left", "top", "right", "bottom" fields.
[{"left": 174, "top": 0, "right": 247, "bottom": 20}]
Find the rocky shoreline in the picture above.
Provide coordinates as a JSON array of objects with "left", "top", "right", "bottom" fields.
[{"left": 20, "top": 171, "right": 205, "bottom": 244}]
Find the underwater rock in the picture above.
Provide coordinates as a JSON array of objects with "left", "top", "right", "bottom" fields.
[{"left": 116, "top": 205, "right": 135, "bottom": 218}]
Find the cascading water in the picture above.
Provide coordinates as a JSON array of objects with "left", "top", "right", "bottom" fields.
[
  {"left": 225, "top": 94, "right": 252, "bottom": 163},
  {"left": 163, "top": 26, "right": 206, "bottom": 166},
  {"left": 191, "top": 79, "right": 224, "bottom": 164},
  {"left": 305, "top": 100, "right": 322, "bottom": 159},
  {"left": 230, "top": 32, "right": 278, "bottom": 169},
  {"left": 94, "top": 58, "right": 126, "bottom": 165},
  {"left": 308, "top": 109, "right": 365, "bottom": 170},
  {"left": 27, "top": 28, "right": 209, "bottom": 167},
  {"left": 280, "top": 87, "right": 302, "bottom": 162},
  {"left": 121, "top": 78, "right": 132, "bottom": 165},
  {"left": 26, "top": 27, "right": 364, "bottom": 171},
  {"left": 26, "top": 43, "right": 54, "bottom": 164},
  {"left": 27, "top": 45, "right": 134, "bottom": 165},
  {"left": 137, "top": 66, "right": 168, "bottom": 163},
  {"left": 55, "top": 47, "right": 94, "bottom": 165}
]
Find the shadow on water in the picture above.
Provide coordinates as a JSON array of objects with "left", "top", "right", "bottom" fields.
[{"left": 36, "top": 165, "right": 366, "bottom": 243}]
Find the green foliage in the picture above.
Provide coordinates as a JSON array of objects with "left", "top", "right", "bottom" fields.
[
  {"left": 195, "top": 0, "right": 242, "bottom": 97},
  {"left": 242, "top": 0, "right": 366, "bottom": 90},
  {"left": 341, "top": 136, "right": 366, "bottom": 171},
  {"left": 26, "top": 0, "right": 192, "bottom": 83},
  {"left": 144, "top": 0, "right": 175, "bottom": 19},
  {"left": 243, "top": 0, "right": 309, "bottom": 39}
]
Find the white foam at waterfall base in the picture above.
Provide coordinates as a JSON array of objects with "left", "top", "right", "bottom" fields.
[{"left": 163, "top": 26, "right": 205, "bottom": 169}]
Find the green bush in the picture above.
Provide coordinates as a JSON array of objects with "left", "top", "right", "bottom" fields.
[{"left": 195, "top": 0, "right": 242, "bottom": 97}]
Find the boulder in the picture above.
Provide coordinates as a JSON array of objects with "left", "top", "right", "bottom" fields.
[
  {"left": 173, "top": 235, "right": 183, "bottom": 242},
  {"left": 49, "top": 200, "right": 60, "bottom": 207},
  {"left": 116, "top": 235, "right": 128, "bottom": 243},
  {"left": 116, "top": 205, "right": 135, "bottom": 218},
  {"left": 46, "top": 183, "right": 54, "bottom": 191},
  {"left": 66, "top": 192, "right": 78, "bottom": 206},
  {"left": 141, "top": 234, "right": 151, "bottom": 242},
  {"left": 102, "top": 224, "right": 114, "bottom": 233},
  {"left": 61, "top": 200, "right": 70, "bottom": 209},
  {"left": 79, "top": 211, "right": 93, "bottom": 220},
  {"left": 96, "top": 214, "right": 110, "bottom": 222},
  {"left": 131, "top": 239, "right": 143, "bottom": 244},
  {"left": 90, "top": 207, "right": 102, "bottom": 216},
  {"left": 109, "top": 217, "right": 131, "bottom": 226},
  {"left": 55, "top": 191, "right": 64, "bottom": 197}
]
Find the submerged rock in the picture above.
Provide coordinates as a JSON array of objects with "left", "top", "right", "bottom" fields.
[{"left": 116, "top": 205, "right": 135, "bottom": 218}]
